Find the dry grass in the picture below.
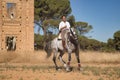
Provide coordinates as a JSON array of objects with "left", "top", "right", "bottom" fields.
[
  {"left": 80, "top": 51, "right": 120, "bottom": 64},
  {"left": 0, "top": 51, "right": 48, "bottom": 63},
  {"left": 0, "top": 50, "right": 120, "bottom": 80},
  {"left": 0, "top": 50, "right": 120, "bottom": 64}
]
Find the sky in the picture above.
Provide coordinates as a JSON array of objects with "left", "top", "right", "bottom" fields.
[{"left": 70, "top": 0, "right": 120, "bottom": 42}]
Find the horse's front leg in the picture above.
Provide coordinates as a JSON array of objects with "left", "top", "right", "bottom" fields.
[
  {"left": 53, "top": 50, "right": 60, "bottom": 70},
  {"left": 66, "top": 52, "right": 72, "bottom": 72},
  {"left": 58, "top": 51, "right": 67, "bottom": 68},
  {"left": 75, "top": 49, "right": 82, "bottom": 71}
]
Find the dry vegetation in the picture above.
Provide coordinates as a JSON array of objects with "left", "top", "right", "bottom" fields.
[{"left": 0, "top": 50, "right": 120, "bottom": 80}]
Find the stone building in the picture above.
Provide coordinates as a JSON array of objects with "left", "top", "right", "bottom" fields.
[{"left": 0, "top": 0, "right": 34, "bottom": 51}]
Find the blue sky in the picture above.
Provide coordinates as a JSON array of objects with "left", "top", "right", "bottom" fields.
[{"left": 70, "top": 0, "right": 120, "bottom": 42}]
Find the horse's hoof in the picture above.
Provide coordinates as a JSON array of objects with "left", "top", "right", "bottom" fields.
[
  {"left": 78, "top": 67, "right": 83, "bottom": 71},
  {"left": 66, "top": 69, "right": 71, "bottom": 72},
  {"left": 56, "top": 67, "right": 61, "bottom": 71},
  {"left": 64, "top": 64, "right": 67, "bottom": 68},
  {"left": 66, "top": 67, "right": 72, "bottom": 72},
  {"left": 57, "top": 68, "right": 61, "bottom": 71}
]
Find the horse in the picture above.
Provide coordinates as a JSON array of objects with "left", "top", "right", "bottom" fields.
[{"left": 45, "top": 28, "right": 82, "bottom": 72}]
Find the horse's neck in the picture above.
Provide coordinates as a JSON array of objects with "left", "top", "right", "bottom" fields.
[
  {"left": 62, "top": 29, "right": 70, "bottom": 38},
  {"left": 69, "top": 36, "right": 78, "bottom": 47}
]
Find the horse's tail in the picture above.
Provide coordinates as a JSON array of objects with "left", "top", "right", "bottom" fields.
[{"left": 44, "top": 41, "right": 52, "bottom": 58}]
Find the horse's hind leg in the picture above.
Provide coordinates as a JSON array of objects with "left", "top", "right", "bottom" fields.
[
  {"left": 53, "top": 50, "right": 60, "bottom": 70},
  {"left": 58, "top": 51, "right": 67, "bottom": 68}
]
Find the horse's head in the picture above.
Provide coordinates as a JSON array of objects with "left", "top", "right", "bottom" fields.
[
  {"left": 68, "top": 28, "right": 79, "bottom": 47},
  {"left": 69, "top": 28, "right": 78, "bottom": 40}
]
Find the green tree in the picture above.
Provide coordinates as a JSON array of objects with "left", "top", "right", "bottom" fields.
[
  {"left": 34, "top": 34, "right": 44, "bottom": 49},
  {"left": 78, "top": 36, "right": 103, "bottom": 51},
  {"left": 87, "top": 39, "right": 101, "bottom": 51},
  {"left": 68, "top": 15, "right": 75, "bottom": 27},
  {"left": 113, "top": 30, "right": 120, "bottom": 51},
  {"left": 34, "top": 34, "right": 57, "bottom": 50},
  {"left": 107, "top": 38, "right": 114, "bottom": 48},
  {"left": 75, "top": 21, "right": 93, "bottom": 35},
  {"left": 78, "top": 36, "right": 89, "bottom": 50}
]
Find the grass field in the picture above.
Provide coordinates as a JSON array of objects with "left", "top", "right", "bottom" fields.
[{"left": 0, "top": 51, "right": 120, "bottom": 80}]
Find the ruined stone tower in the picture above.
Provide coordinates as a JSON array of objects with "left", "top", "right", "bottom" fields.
[{"left": 0, "top": 0, "right": 34, "bottom": 51}]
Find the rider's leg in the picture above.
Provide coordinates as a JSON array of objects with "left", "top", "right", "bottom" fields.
[{"left": 58, "top": 33, "right": 62, "bottom": 40}]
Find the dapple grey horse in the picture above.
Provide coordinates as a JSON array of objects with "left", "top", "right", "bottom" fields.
[{"left": 45, "top": 28, "right": 82, "bottom": 72}]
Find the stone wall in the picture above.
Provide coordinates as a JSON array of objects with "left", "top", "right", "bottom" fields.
[
  {"left": 0, "top": 0, "right": 34, "bottom": 51},
  {"left": 0, "top": 0, "right": 2, "bottom": 50}
]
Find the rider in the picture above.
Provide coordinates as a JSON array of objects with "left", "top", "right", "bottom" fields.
[{"left": 58, "top": 15, "right": 71, "bottom": 49}]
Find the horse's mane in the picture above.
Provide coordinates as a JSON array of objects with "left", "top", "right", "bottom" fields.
[{"left": 68, "top": 28, "right": 78, "bottom": 48}]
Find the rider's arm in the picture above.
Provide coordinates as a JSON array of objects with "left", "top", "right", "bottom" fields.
[{"left": 60, "top": 26, "right": 67, "bottom": 32}]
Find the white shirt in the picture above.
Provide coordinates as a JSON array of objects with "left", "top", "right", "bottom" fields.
[{"left": 59, "top": 21, "right": 70, "bottom": 30}]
